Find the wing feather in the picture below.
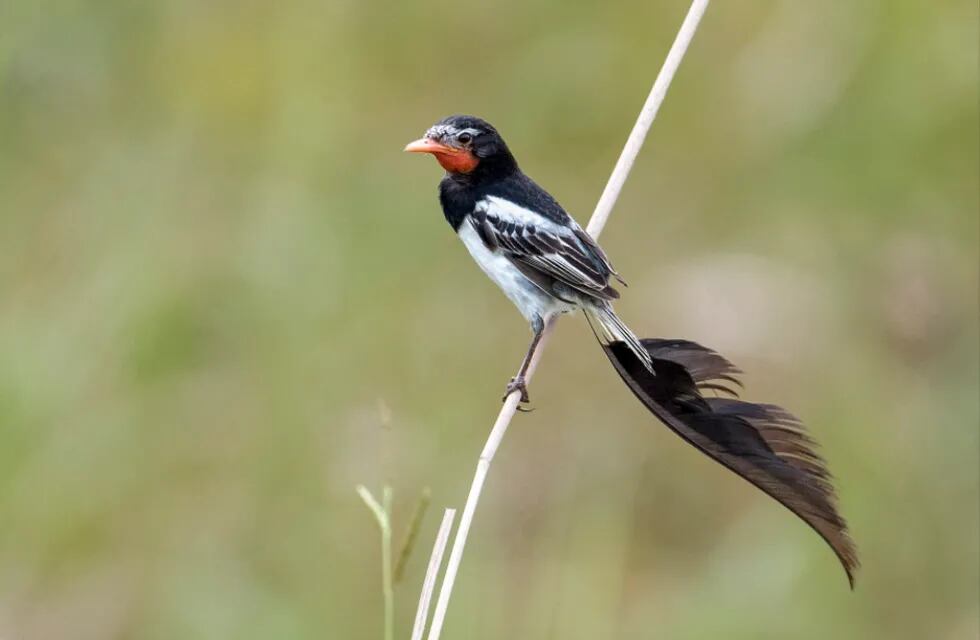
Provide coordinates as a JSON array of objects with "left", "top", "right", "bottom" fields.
[{"left": 474, "top": 197, "right": 620, "bottom": 300}]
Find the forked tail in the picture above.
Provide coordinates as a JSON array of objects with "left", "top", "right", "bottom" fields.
[{"left": 586, "top": 316, "right": 859, "bottom": 587}]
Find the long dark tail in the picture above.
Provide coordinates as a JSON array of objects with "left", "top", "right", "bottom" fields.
[{"left": 596, "top": 334, "right": 859, "bottom": 587}]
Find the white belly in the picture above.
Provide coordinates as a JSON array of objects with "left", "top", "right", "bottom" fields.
[{"left": 457, "top": 220, "right": 572, "bottom": 323}]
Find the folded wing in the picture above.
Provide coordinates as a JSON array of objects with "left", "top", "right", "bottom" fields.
[{"left": 472, "top": 196, "right": 622, "bottom": 301}]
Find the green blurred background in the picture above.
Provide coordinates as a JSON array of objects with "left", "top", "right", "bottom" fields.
[{"left": 1, "top": 1, "right": 977, "bottom": 638}]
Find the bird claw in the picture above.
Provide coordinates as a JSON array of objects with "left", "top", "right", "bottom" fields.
[{"left": 503, "top": 376, "right": 532, "bottom": 409}]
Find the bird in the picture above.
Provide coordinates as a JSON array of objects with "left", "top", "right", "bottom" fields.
[{"left": 405, "top": 114, "right": 859, "bottom": 587}]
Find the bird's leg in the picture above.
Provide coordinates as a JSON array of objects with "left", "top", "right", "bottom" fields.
[{"left": 504, "top": 317, "right": 545, "bottom": 409}]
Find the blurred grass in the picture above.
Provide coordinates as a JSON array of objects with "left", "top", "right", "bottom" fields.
[{"left": 0, "top": 1, "right": 977, "bottom": 638}]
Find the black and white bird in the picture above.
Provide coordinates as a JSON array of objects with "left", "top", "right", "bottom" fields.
[{"left": 406, "top": 114, "right": 859, "bottom": 587}]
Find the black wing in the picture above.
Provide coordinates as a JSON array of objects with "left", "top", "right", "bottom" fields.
[{"left": 471, "top": 197, "right": 623, "bottom": 301}]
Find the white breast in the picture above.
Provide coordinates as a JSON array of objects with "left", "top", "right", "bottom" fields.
[{"left": 457, "top": 218, "right": 570, "bottom": 323}]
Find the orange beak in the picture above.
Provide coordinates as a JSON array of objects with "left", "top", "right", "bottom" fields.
[
  {"left": 404, "top": 136, "right": 480, "bottom": 173},
  {"left": 404, "top": 137, "right": 461, "bottom": 155}
]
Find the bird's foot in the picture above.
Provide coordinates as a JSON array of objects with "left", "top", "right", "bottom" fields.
[{"left": 503, "top": 376, "right": 533, "bottom": 411}]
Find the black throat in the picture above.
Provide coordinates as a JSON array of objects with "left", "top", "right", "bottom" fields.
[{"left": 438, "top": 151, "right": 519, "bottom": 231}]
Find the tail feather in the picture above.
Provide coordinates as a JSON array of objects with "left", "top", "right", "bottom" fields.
[
  {"left": 585, "top": 306, "right": 653, "bottom": 372},
  {"left": 598, "top": 336, "right": 859, "bottom": 588}
]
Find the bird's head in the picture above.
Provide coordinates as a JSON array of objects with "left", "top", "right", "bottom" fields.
[{"left": 404, "top": 115, "right": 516, "bottom": 179}]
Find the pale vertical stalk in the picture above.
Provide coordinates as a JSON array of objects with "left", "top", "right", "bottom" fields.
[
  {"left": 381, "top": 486, "right": 393, "bottom": 640},
  {"left": 411, "top": 509, "right": 457, "bottom": 640},
  {"left": 423, "top": 2, "right": 711, "bottom": 638},
  {"left": 586, "top": 0, "right": 711, "bottom": 237},
  {"left": 357, "top": 485, "right": 395, "bottom": 640}
]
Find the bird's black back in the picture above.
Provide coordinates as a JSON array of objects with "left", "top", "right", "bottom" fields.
[{"left": 439, "top": 170, "right": 573, "bottom": 231}]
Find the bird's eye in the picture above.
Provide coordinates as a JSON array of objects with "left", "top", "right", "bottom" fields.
[{"left": 457, "top": 132, "right": 473, "bottom": 145}]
